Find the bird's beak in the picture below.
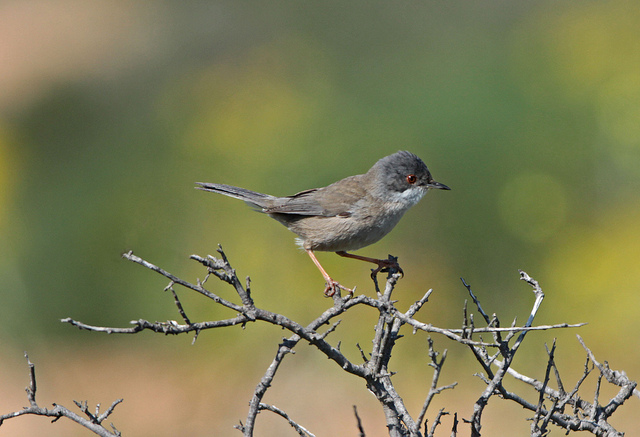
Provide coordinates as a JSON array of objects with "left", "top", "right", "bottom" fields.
[{"left": 427, "top": 180, "right": 451, "bottom": 190}]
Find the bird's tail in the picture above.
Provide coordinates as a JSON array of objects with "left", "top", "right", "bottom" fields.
[{"left": 195, "top": 182, "right": 274, "bottom": 210}]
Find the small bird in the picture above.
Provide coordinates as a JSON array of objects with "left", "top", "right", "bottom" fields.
[{"left": 196, "top": 151, "right": 450, "bottom": 296}]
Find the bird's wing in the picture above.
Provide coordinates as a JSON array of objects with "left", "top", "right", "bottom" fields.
[{"left": 263, "top": 175, "right": 366, "bottom": 217}]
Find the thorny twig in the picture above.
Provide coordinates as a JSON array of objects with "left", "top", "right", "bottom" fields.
[
  {"left": 0, "top": 353, "right": 123, "bottom": 437},
  {"left": 461, "top": 272, "right": 635, "bottom": 437},
  {"left": 3, "top": 247, "right": 632, "bottom": 436},
  {"left": 354, "top": 405, "right": 366, "bottom": 437},
  {"left": 256, "top": 403, "right": 315, "bottom": 437},
  {"left": 465, "top": 270, "right": 546, "bottom": 436}
]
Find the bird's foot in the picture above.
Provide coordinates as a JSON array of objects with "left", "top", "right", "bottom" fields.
[
  {"left": 335, "top": 251, "right": 403, "bottom": 280},
  {"left": 324, "top": 280, "right": 355, "bottom": 298},
  {"left": 370, "top": 255, "right": 403, "bottom": 279}
]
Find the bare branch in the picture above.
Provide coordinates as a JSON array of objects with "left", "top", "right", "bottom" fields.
[
  {"left": 0, "top": 354, "right": 122, "bottom": 437},
  {"left": 426, "top": 408, "right": 449, "bottom": 437},
  {"left": 165, "top": 281, "right": 191, "bottom": 325},
  {"left": 468, "top": 270, "right": 546, "bottom": 436},
  {"left": 577, "top": 335, "right": 638, "bottom": 416},
  {"left": 531, "top": 340, "right": 557, "bottom": 436},
  {"left": 256, "top": 403, "right": 316, "bottom": 437},
  {"left": 416, "top": 338, "right": 456, "bottom": 429},
  {"left": 405, "top": 289, "right": 434, "bottom": 319},
  {"left": 123, "top": 250, "right": 245, "bottom": 312},
  {"left": 5, "top": 247, "right": 628, "bottom": 437},
  {"left": 353, "top": 405, "right": 366, "bottom": 437},
  {"left": 190, "top": 245, "right": 254, "bottom": 306},
  {"left": 460, "top": 278, "right": 491, "bottom": 325},
  {"left": 450, "top": 412, "right": 458, "bottom": 437},
  {"left": 490, "top": 335, "right": 634, "bottom": 436},
  {"left": 243, "top": 338, "right": 297, "bottom": 435}
]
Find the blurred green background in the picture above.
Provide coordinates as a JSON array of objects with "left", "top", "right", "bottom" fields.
[{"left": 1, "top": 1, "right": 639, "bottom": 436}]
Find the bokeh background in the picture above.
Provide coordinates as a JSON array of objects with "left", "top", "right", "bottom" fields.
[{"left": 1, "top": 1, "right": 639, "bottom": 436}]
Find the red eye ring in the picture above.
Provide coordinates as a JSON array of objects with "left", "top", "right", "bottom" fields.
[{"left": 406, "top": 174, "right": 417, "bottom": 184}]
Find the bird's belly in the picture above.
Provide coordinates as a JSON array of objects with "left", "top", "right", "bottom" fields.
[{"left": 281, "top": 211, "right": 405, "bottom": 252}]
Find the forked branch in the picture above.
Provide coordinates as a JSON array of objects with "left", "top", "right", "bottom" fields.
[
  {"left": 0, "top": 353, "right": 122, "bottom": 437},
  {"left": 3, "top": 247, "right": 632, "bottom": 437}
]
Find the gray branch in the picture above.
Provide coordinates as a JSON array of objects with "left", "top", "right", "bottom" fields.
[
  {"left": 3, "top": 246, "right": 635, "bottom": 437},
  {"left": 0, "top": 353, "right": 122, "bottom": 437}
]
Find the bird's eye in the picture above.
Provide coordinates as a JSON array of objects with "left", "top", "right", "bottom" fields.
[{"left": 406, "top": 174, "right": 417, "bottom": 184}]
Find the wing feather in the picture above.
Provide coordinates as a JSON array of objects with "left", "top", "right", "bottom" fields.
[{"left": 263, "top": 175, "right": 366, "bottom": 217}]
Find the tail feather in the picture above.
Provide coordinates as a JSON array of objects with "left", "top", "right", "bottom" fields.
[{"left": 195, "top": 182, "right": 273, "bottom": 209}]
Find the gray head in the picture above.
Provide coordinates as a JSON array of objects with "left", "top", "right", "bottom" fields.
[{"left": 366, "top": 151, "right": 450, "bottom": 204}]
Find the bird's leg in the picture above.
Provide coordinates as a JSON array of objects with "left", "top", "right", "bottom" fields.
[
  {"left": 335, "top": 251, "right": 404, "bottom": 278},
  {"left": 305, "top": 249, "right": 353, "bottom": 297}
]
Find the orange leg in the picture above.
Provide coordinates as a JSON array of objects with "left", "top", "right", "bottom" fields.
[
  {"left": 335, "top": 251, "right": 404, "bottom": 277},
  {"left": 305, "top": 249, "right": 353, "bottom": 297}
]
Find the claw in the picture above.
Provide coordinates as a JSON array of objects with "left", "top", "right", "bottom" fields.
[
  {"left": 371, "top": 258, "right": 403, "bottom": 278},
  {"left": 337, "top": 251, "right": 403, "bottom": 280},
  {"left": 324, "top": 280, "right": 354, "bottom": 297}
]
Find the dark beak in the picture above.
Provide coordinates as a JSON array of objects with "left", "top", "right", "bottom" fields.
[{"left": 427, "top": 180, "right": 451, "bottom": 190}]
